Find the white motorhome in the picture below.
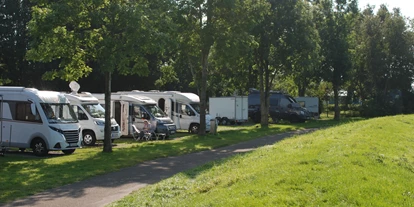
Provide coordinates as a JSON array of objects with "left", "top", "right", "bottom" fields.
[
  {"left": 92, "top": 93, "right": 176, "bottom": 138},
  {"left": 64, "top": 82, "right": 121, "bottom": 146},
  {"left": 0, "top": 87, "right": 82, "bottom": 156},
  {"left": 117, "top": 90, "right": 212, "bottom": 134}
]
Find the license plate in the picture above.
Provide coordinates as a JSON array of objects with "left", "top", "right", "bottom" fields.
[
  {"left": 170, "top": 131, "right": 176, "bottom": 134},
  {"left": 69, "top": 143, "right": 78, "bottom": 147}
]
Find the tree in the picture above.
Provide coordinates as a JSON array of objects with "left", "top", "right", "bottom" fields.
[
  {"left": 250, "top": 0, "right": 315, "bottom": 126},
  {"left": 0, "top": 0, "right": 32, "bottom": 86},
  {"left": 173, "top": 0, "right": 249, "bottom": 135},
  {"left": 314, "top": 0, "right": 357, "bottom": 120},
  {"left": 27, "top": 0, "right": 174, "bottom": 152}
]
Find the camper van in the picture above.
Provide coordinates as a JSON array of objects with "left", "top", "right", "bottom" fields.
[
  {"left": 248, "top": 89, "right": 311, "bottom": 123},
  {"left": 116, "top": 90, "right": 212, "bottom": 134},
  {"left": 92, "top": 93, "right": 176, "bottom": 138},
  {"left": 0, "top": 87, "right": 82, "bottom": 156},
  {"left": 64, "top": 82, "right": 121, "bottom": 146}
]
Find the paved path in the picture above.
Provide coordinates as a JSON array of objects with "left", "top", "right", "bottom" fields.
[{"left": 2, "top": 129, "right": 317, "bottom": 207}]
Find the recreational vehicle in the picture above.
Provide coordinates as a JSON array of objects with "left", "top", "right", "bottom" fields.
[
  {"left": 92, "top": 93, "right": 176, "bottom": 138},
  {"left": 64, "top": 82, "right": 121, "bottom": 146},
  {"left": 0, "top": 87, "right": 82, "bottom": 156},
  {"left": 116, "top": 90, "right": 212, "bottom": 134}
]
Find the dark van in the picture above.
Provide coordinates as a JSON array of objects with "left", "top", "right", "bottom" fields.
[{"left": 248, "top": 89, "right": 311, "bottom": 123}]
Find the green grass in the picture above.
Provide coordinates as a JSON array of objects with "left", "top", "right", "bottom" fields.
[
  {"left": 0, "top": 118, "right": 360, "bottom": 204},
  {"left": 109, "top": 115, "right": 414, "bottom": 207}
]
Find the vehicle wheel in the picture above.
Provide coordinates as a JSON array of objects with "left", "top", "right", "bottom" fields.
[
  {"left": 82, "top": 131, "right": 96, "bottom": 146},
  {"left": 289, "top": 115, "right": 300, "bottom": 123},
  {"left": 216, "top": 117, "right": 222, "bottom": 125},
  {"left": 189, "top": 124, "right": 199, "bottom": 134},
  {"left": 32, "top": 138, "right": 49, "bottom": 156},
  {"left": 221, "top": 117, "right": 229, "bottom": 125},
  {"left": 272, "top": 117, "right": 280, "bottom": 124},
  {"left": 62, "top": 149, "right": 75, "bottom": 155},
  {"left": 253, "top": 113, "right": 261, "bottom": 123}
]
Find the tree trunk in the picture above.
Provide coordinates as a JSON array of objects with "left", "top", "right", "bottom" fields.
[
  {"left": 103, "top": 71, "right": 112, "bottom": 153},
  {"left": 259, "top": 63, "right": 269, "bottom": 128},
  {"left": 199, "top": 49, "right": 209, "bottom": 136},
  {"left": 333, "top": 84, "right": 340, "bottom": 121}
]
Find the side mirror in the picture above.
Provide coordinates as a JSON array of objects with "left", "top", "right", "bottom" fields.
[{"left": 30, "top": 103, "right": 37, "bottom": 116}]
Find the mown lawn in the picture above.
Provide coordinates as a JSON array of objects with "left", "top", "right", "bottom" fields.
[
  {"left": 109, "top": 115, "right": 414, "bottom": 207},
  {"left": 0, "top": 118, "right": 359, "bottom": 204}
]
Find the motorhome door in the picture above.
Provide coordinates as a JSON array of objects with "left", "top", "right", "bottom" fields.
[
  {"left": 131, "top": 104, "right": 146, "bottom": 132},
  {"left": 119, "top": 101, "right": 129, "bottom": 136},
  {"left": 171, "top": 100, "right": 181, "bottom": 129},
  {"left": 178, "top": 103, "right": 193, "bottom": 131}
]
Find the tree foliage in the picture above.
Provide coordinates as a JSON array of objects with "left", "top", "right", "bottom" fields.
[{"left": 27, "top": 0, "right": 175, "bottom": 152}]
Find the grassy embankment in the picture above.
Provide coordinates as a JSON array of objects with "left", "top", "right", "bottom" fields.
[
  {"left": 0, "top": 117, "right": 358, "bottom": 204},
  {"left": 109, "top": 115, "right": 414, "bottom": 206}
]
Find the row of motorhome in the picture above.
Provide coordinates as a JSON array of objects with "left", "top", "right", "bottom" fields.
[{"left": 0, "top": 83, "right": 210, "bottom": 156}]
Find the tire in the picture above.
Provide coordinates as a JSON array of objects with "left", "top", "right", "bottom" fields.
[
  {"left": 216, "top": 117, "right": 221, "bottom": 125},
  {"left": 32, "top": 138, "right": 49, "bottom": 156},
  {"left": 189, "top": 124, "right": 199, "bottom": 134},
  {"left": 62, "top": 149, "right": 75, "bottom": 155},
  {"left": 82, "top": 131, "right": 96, "bottom": 146},
  {"left": 253, "top": 113, "right": 261, "bottom": 123},
  {"left": 272, "top": 117, "right": 280, "bottom": 124},
  {"left": 221, "top": 117, "right": 229, "bottom": 125}
]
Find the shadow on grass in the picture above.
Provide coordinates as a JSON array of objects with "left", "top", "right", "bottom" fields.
[{"left": 0, "top": 117, "right": 364, "bottom": 205}]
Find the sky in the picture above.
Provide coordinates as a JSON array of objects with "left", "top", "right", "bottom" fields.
[{"left": 358, "top": 0, "right": 413, "bottom": 18}]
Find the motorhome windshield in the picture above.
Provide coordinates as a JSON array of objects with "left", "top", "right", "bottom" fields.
[
  {"left": 190, "top": 103, "right": 200, "bottom": 114},
  {"left": 82, "top": 103, "right": 105, "bottom": 118},
  {"left": 40, "top": 103, "right": 78, "bottom": 124},
  {"left": 143, "top": 104, "right": 168, "bottom": 118}
]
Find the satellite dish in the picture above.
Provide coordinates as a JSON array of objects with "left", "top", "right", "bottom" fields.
[{"left": 69, "top": 81, "right": 80, "bottom": 94}]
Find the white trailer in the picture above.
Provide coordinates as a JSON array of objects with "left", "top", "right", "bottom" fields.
[
  {"left": 63, "top": 82, "right": 121, "bottom": 146},
  {"left": 209, "top": 96, "right": 248, "bottom": 125},
  {"left": 0, "top": 87, "right": 82, "bottom": 156},
  {"left": 92, "top": 93, "right": 176, "bottom": 138},
  {"left": 295, "top": 97, "right": 319, "bottom": 117},
  {"left": 116, "top": 90, "right": 213, "bottom": 134}
]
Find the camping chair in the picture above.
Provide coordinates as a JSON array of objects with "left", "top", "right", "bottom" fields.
[
  {"left": 131, "top": 124, "right": 142, "bottom": 141},
  {"left": 142, "top": 120, "right": 153, "bottom": 141}
]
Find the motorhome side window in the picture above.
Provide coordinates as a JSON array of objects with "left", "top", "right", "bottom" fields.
[
  {"left": 181, "top": 104, "right": 194, "bottom": 116},
  {"left": 73, "top": 106, "right": 88, "bottom": 120},
  {"left": 15, "top": 101, "right": 41, "bottom": 123},
  {"left": 133, "top": 105, "right": 142, "bottom": 119}
]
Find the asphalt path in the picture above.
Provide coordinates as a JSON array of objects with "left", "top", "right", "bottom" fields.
[{"left": 2, "top": 128, "right": 317, "bottom": 207}]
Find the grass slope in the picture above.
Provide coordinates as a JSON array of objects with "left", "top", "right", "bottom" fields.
[
  {"left": 110, "top": 115, "right": 414, "bottom": 207},
  {"left": 0, "top": 118, "right": 349, "bottom": 204}
]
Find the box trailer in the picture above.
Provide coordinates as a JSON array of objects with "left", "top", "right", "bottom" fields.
[
  {"left": 209, "top": 96, "right": 248, "bottom": 125},
  {"left": 295, "top": 97, "right": 319, "bottom": 117}
]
